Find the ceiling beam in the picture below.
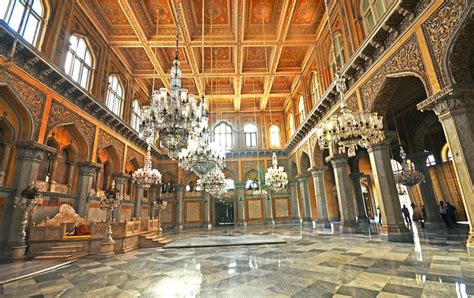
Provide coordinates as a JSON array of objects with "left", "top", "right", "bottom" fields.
[{"left": 234, "top": 0, "right": 246, "bottom": 111}]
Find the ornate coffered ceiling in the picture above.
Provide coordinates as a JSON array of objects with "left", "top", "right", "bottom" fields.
[{"left": 78, "top": 0, "right": 323, "bottom": 111}]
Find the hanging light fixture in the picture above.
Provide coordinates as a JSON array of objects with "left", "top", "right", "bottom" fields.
[
  {"left": 178, "top": 0, "right": 226, "bottom": 177},
  {"left": 197, "top": 169, "right": 228, "bottom": 198},
  {"left": 315, "top": 0, "right": 384, "bottom": 157},
  {"left": 265, "top": 152, "right": 288, "bottom": 192},
  {"left": 140, "top": 0, "right": 205, "bottom": 159},
  {"left": 132, "top": 145, "right": 162, "bottom": 189}
]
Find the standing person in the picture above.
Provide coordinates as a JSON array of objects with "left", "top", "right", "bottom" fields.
[
  {"left": 401, "top": 205, "right": 412, "bottom": 225},
  {"left": 377, "top": 205, "right": 382, "bottom": 225},
  {"left": 446, "top": 202, "right": 457, "bottom": 226},
  {"left": 439, "top": 201, "right": 452, "bottom": 229}
]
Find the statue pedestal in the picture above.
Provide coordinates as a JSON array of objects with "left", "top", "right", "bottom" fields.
[{"left": 98, "top": 240, "right": 115, "bottom": 258}]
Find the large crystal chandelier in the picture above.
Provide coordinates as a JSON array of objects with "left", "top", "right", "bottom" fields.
[
  {"left": 140, "top": 0, "right": 204, "bottom": 159},
  {"left": 315, "top": 75, "right": 385, "bottom": 157},
  {"left": 132, "top": 146, "right": 162, "bottom": 189},
  {"left": 265, "top": 153, "right": 288, "bottom": 192},
  {"left": 197, "top": 169, "right": 228, "bottom": 198},
  {"left": 394, "top": 147, "right": 424, "bottom": 186}
]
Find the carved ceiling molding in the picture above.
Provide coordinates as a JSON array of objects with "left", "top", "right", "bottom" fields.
[
  {"left": 360, "top": 35, "right": 429, "bottom": 115},
  {"left": 0, "top": 68, "right": 46, "bottom": 138},
  {"left": 46, "top": 99, "right": 96, "bottom": 158},
  {"left": 422, "top": 0, "right": 470, "bottom": 87}
]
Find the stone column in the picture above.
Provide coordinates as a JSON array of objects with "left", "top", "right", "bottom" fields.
[
  {"left": 418, "top": 89, "right": 474, "bottom": 252},
  {"left": 203, "top": 192, "right": 211, "bottom": 229},
  {"left": 264, "top": 194, "right": 275, "bottom": 225},
  {"left": 309, "top": 167, "right": 330, "bottom": 225},
  {"left": 349, "top": 172, "right": 370, "bottom": 231},
  {"left": 149, "top": 185, "right": 159, "bottom": 218},
  {"left": 5, "top": 142, "right": 52, "bottom": 260},
  {"left": 368, "top": 142, "right": 412, "bottom": 242},
  {"left": 326, "top": 154, "right": 359, "bottom": 233},
  {"left": 410, "top": 151, "right": 444, "bottom": 227},
  {"left": 47, "top": 154, "right": 58, "bottom": 191},
  {"left": 112, "top": 173, "right": 129, "bottom": 221},
  {"left": 176, "top": 185, "right": 184, "bottom": 229},
  {"left": 296, "top": 175, "right": 315, "bottom": 227},
  {"left": 236, "top": 182, "right": 246, "bottom": 226},
  {"left": 76, "top": 162, "right": 102, "bottom": 217},
  {"left": 134, "top": 184, "right": 144, "bottom": 219},
  {"left": 289, "top": 181, "right": 302, "bottom": 224},
  {"left": 0, "top": 142, "right": 13, "bottom": 186}
]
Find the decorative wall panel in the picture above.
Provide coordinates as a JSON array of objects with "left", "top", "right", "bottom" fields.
[
  {"left": 246, "top": 198, "right": 263, "bottom": 221},
  {"left": 161, "top": 202, "right": 175, "bottom": 225},
  {"left": 184, "top": 200, "right": 202, "bottom": 224},
  {"left": 273, "top": 197, "right": 290, "bottom": 220}
]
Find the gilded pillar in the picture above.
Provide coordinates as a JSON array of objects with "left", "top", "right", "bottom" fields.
[{"left": 236, "top": 182, "right": 246, "bottom": 226}]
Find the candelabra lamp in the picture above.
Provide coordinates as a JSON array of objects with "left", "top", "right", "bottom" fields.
[
  {"left": 12, "top": 181, "right": 43, "bottom": 259},
  {"left": 394, "top": 147, "right": 425, "bottom": 187}
]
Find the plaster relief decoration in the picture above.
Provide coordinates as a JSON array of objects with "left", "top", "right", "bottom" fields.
[
  {"left": 361, "top": 35, "right": 429, "bottom": 113},
  {"left": 422, "top": 0, "right": 469, "bottom": 86},
  {"left": 97, "top": 129, "right": 125, "bottom": 165},
  {"left": 39, "top": 204, "right": 90, "bottom": 226},
  {"left": 346, "top": 93, "right": 359, "bottom": 113},
  {"left": 0, "top": 68, "right": 46, "bottom": 135},
  {"left": 47, "top": 100, "right": 96, "bottom": 158},
  {"left": 127, "top": 146, "right": 144, "bottom": 166}
]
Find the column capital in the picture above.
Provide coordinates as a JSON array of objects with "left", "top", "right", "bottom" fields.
[
  {"left": 296, "top": 174, "right": 310, "bottom": 183},
  {"left": 288, "top": 181, "right": 299, "bottom": 187},
  {"left": 112, "top": 172, "right": 131, "bottom": 182},
  {"left": 367, "top": 140, "right": 390, "bottom": 153},
  {"left": 309, "top": 166, "right": 327, "bottom": 177},
  {"left": 325, "top": 154, "right": 348, "bottom": 167},
  {"left": 417, "top": 85, "right": 473, "bottom": 117},
  {"left": 77, "top": 161, "right": 103, "bottom": 175},
  {"left": 16, "top": 141, "right": 55, "bottom": 160}
]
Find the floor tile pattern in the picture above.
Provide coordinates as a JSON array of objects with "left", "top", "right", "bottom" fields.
[{"left": 1, "top": 224, "right": 472, "bottom": 297}]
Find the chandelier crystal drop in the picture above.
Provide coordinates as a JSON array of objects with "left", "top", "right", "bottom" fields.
[
  {"left": 394, "top": 147, "right": 425, "bottom": 187},
  {"left": 139, "top": 0, "right": 205, "bottom": 159},
  {"left": 197, "top": 169, "right": 228, "bottom": 198},
  {"left": 265, "top": 152, "right": 288, "bottom": 192},
  {"left": 132, "top": 146, "right": 162, "bottom": 189},
  {"left": 316, "top": 75, "right": 385, "bottom": 157}
]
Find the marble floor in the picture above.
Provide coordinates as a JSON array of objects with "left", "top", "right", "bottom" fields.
[{"left": 1, "top": 224, "right": 473, "bottom": 297}]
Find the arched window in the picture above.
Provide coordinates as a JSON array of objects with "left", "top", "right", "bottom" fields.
[
  {"left": 330, "top": 32, "right": 345, "bottom": 77},
  {"left": 426, "top": 154, "right": 436, "bottom": 167},
  {"left": 361, "top": 0, "right": 395, "bottom": 34},
  {"left": 270, "top": 125, "right": 281, "bottom": 147},
  {"left": 64, "top": 35, "right": 93, "bottom": 90},
  {"left": 226, "top": 177, "right": 235, "bottom": 191},
  {"left": 214, "top": 122, "right": 232, "bottom": 148},
  {"left": 131, "top": 100, "right": 142, "bottom": 131},
  {"left": 289, "top": 113, "right": 295, "bottom": 136},
  {"left": 244, "top": 123, "right": 258, "bottom": 147},
  {"left": 298, "top": 96, "right": 306, "bottom": 125},
  {"left": 311, "top": 71, "right": 320, "bottom": 103},
  {"left": 106, "top": 74, "right": 124, "bottom": 117},
  {"left": 1, "top": 0, "right": 47, "bottom": 47},
  {"left": 245, "top": 178, "right": 257, "bottom": 190}
]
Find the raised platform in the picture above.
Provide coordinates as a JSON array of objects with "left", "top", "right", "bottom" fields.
[{"left": 163, "top": 232, "right": 286, "bottom": 248}]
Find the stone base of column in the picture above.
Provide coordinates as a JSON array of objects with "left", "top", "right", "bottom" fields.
[
  {"left": 237, "top": 222, "right": 247, "bottom": 227},
  {"left": 291, "top": 218, "right": 303, "bottom": 225},
  {"left": 380, "top": 225, "right": 413, "bottom": 243},
  {"left": 357, "top": 220, "right": 371, "bottom": 233},
  {"left": 264, "top": 219, "right": 275, "bottom": 225},
  {"left": 340, "top": 221, "right": 360, "bottom": 233},
  {"left": 98, "top": 241, "right": 115, "bottom": 258},
  {"left": 177, "top": 224, "right": 184, "bottom": 230},
  {"left": 202, "top": 223, "right": 212, "bottom": 229},
  {"left": 8, "top": 245, "right": 27, "bottom": 261},
  {"left": 315, "top": 220, "right": 331, "bottom": 229},
  {"left": 302, "top": 219, "right": 317, "bottom": 228},
  {"left": 423, "top": 221, "right": 449, "bottom": 231}
]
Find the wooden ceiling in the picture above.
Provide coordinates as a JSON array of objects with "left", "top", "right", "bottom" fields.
[{"left": 78, "top": 0, "right": 324, "bottom": 111}]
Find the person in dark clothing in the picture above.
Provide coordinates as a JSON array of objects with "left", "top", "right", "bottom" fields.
[
  {"left": 446, "top": 202, "right": 457, "bottom": 226},
  {"left": 401, "top": 205, "right": 411, "bottom": 225},
  {"left": 439, "top": 201, "right": 452, "bottom": 229}
]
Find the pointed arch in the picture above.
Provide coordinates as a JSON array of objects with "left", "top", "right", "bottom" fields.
[
  {"left": 299, "top": 151, "right": 311, "bottom": 174},
  {"left": 46, "top": 123, "right": 90, "bottom": 161},
  {"left": 0, "top": 84, "right": 35, "bottom": 141}
]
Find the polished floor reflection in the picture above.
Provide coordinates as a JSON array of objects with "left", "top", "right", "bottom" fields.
[{"left": 1, "top": 224, "right": 472, "bottom": 297}]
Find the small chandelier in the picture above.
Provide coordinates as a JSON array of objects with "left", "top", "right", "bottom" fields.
[
  {"left": 316, "top": 75, "right": 385, "bottom": 157},
  {"left": 197, "top": 169, "right": 228, "bottom": 198},
  {"left": 394, "top": 147, "right": 424, "bottom": 186},
  {"left": 265, "top": 152, "right": 288, "bottom": 192},
  {"left": 178, "top": 103, "right": 226, "bottom": 177},
  {"left": 140, "top": 0, "right": 204, "bottom": 159},
  {"left": 132, "top": 146, "right": 162, "bottom": 189}
]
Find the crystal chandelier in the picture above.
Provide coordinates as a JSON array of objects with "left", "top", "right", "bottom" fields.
[
  {"left": 197, "top": 169, "right": 228, "bottom": 198},
  {"left": 265, "top": 152, "right": 288, "bottom": 192},
  {"left": 132, "top": 146, "right": 162, "bottom": 189},
  {"left": 140, "top": 0, "right": 204, "bottom": 159},
  {"left": 394, "top": 147, "right": 425, "bottom": 186}
]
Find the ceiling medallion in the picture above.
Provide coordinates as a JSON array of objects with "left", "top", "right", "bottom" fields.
[
  {"left": 132, "top": 145, "right": 162, "bottom": 189},
  {"left": 139, "top": 0, "right": 205, "bottom": 159},
  {"left": 394, "top": 147, "right": 425, "bottom": 187},
  {"left": 316, "top": 75, "right": 385, "bottom": 157},
  {"left": 265, "top": 152, "right": 288, "bottom": 192}
]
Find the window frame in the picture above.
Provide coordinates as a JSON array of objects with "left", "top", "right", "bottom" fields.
[
  {"left": 361, "top": 0, "right": 395, "bottom": 35},
  {"left": 243, "top": 123, "right": 258, "bottom": 148},
  {"left": 213, "top": 122, "right": 233, "bottom": 148},
  {"left": 106, "top": 74, "right": 125, "bottom": 117},
  {"left": 131, "top": 99, "right": 142, "bottom": 131},
  {"left": 289, "top": 113, "right": 296, "bottom": 136},
  {"left": 269, "top": 124, "right": 281, "bottom": 147},
  {"left": 64, "top": 34, "right": 94, "bottom": 90},
  {"left": 330, "top": 32, "right": 345, "bottom": 77},
  {"left": 298, "top": 96, "right": 306, "bottom": 125}
]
